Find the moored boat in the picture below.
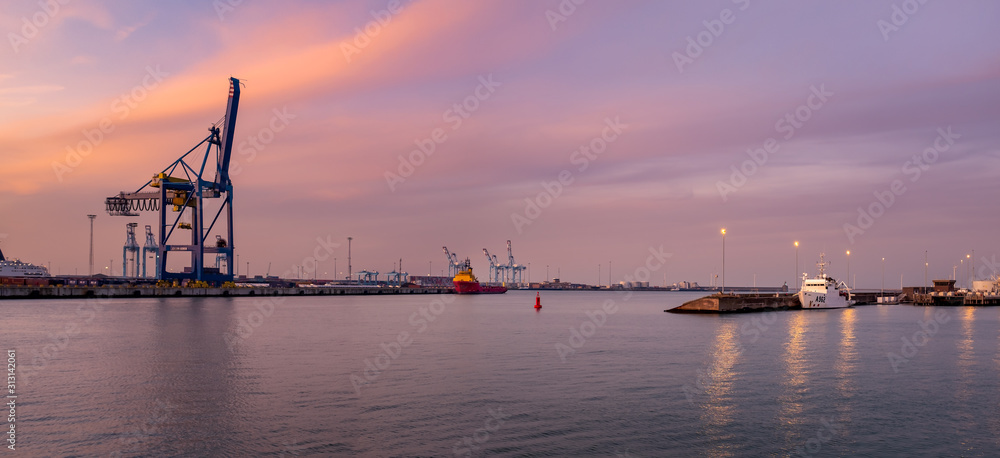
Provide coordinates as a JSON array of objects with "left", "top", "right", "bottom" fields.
[
  {"left": 453, "top": 258, "right": 507, "bottom": 294},
  {"left": 0, "top": 247, "right": 50, "bottom": 277},
  {"left": 798, "top": 253, "right": 852, "bottom": 309}
]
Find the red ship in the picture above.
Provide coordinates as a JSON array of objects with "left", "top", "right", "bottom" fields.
[{"left": 453, "top": 258, "right": 507, "bottom": 294}]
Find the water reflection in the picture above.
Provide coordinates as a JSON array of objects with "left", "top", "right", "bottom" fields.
[
  {"left": 778, "top": 313, "right": 808, "bottom": 444},
  {"left": 956, "top": 307, "right": 976, "bottom": 402},
  {"left": 701, "top": 320, "right": 742, "bottom": 457},
  {"left": 835, "top": 308, "right": 857, "bottom": 418}
]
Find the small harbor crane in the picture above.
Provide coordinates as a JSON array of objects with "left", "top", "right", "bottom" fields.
[
  {"left": 142, "top": 225, "right": 158, "bottom": 278},
  {"left": 123, "top": 222, "right": 139, "bottom": 278}
]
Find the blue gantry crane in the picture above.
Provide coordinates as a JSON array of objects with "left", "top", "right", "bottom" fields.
[{"left": 105, "top": 77, "right": 242, "bottom": 284}]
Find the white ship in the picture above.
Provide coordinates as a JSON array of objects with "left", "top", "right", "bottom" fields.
[
  {"left": 798, "top": 253, "right": 852, "bottom": 309},
  {"left": 0, "top": 247, "right": 50, "bottom": 277}
]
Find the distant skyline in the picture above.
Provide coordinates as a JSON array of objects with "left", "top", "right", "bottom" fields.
[{"left": 1, "top": 1, "right": 998, "bottom": 287}]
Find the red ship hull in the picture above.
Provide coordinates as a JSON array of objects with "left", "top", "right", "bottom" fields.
[{"left": 454, "top": 280, "right": 507, "bottom": 294}]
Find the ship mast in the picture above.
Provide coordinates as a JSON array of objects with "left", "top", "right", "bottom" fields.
[{"left": 816, "top": 253, "right": 829, "bottom": 278}]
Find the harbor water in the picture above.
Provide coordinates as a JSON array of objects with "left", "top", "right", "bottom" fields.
[{"left": 3, "top": 291, "right": 1000, "bottom": 456}]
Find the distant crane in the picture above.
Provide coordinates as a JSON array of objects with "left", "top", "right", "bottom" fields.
[
  {"left": 142, "top": 225, "right": 158, "bottom": 278},
  {"left": 483, "top": 248, "right": 505, "bottom": 283},
  {"left": 442, "top": 246, "right": 461, "bottom": 277},
  {"left": 122, "top": 222, "right": 139, "bottom": 278},
  {"left": 386, "top": 270, "right": 408, "bottom": 287},
  {"left": 506, "top": 240, "right": 526, "bottom": 286},
  {"left": 214, "top": 235, "right": 228, "bottom": 273},
  {"left": 357, "top": 270, "right": 379, "bottom": 285},
  {"left": 104, "top": 77, "right": 242, "bottom": 284}
]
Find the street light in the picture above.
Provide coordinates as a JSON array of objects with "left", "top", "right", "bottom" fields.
[
  {"left": 794, "top": 241, "right": 799, "bottom": 291},
  {"left": 721, "top": 228, "right": 726, "bottom": 294},
  {"left": 966, "top": 254, "right": 971, "bottom": 288},
  {"left": 846, "top": 250, "right": 851, "bottom": 291},
  {"left": 881, "top": 257, "right": 885, "bottom": 299}
]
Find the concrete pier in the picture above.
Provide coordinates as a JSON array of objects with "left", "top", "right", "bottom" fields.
[
  {"left": 0, "top": 285, "right": 454, "bottom": 300},
  {"left": 666, "top": 293, "right": 801, "bottom": 313}
]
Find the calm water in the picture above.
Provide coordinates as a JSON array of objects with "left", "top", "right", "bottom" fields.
[{"left": 3, "top": 291, "right": 1000, "bottom": 456}]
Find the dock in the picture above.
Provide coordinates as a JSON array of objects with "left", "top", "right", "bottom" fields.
[
  {"left": 666, "top": 293, "right": 800, "bottom": 313},
  {"left": 0, "top": 285, "right": 455, "bottom": 300}
]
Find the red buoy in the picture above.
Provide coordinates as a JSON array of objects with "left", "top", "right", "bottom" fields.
[{"left": 535, "top": 292, "right": 542, "bottom": 309}]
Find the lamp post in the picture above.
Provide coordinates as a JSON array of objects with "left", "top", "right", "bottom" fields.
[
  {"left": 721, "top": 228, "right": 726, "bottom": 294},
  {"left": 924, "top": 250, "right": 928, "bottom": 294},
  {"left": 881, "top": 257, "right": 885, "bottom": 299},
  {"left": 87, "top": 214, "right": 96, "bottom": 276},
  {"left": 846, "top": 250, "right": 851, "bottom": 291},
  {"left": 794, "top": 241, "right": 799, "bottom": 291},
  {"left": 966, "top": 254, "right": 971, "bottom": 288},
  {"left": 347, "top": 237, "right": 353, "bottom": 282}
]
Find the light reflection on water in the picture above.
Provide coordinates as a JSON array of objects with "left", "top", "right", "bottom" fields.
[
  {"left": 778, "top": 311, "right": 808, "bottom": 444},
  {"left": 835, "top": 308, "right": 857, "bottom": 423},
  {"left": 701, "top": 320, "right": 741, "bottom": 458}
]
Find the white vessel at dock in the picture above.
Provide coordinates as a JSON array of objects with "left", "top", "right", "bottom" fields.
[
  {"left": 798, "top": 253, "right": 852, "bottom": 309},
  {"left": 0, "top": 247, "right": 50, "bottom": 277}
]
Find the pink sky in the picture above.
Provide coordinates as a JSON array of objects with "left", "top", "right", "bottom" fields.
[{"left": 1, "top": 1, "right": 998, "bottom": 288}]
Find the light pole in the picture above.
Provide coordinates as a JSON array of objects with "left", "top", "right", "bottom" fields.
[
  {"left": 846, "top": 250, "right": 851, "bottom": 291},
  {"left": 347, "top": 237, "right": 353, "bottom": 282},
  {"left": 794, "top": 241, "right": 799, "bottom": 291},
  {"left": 966, "top": 254, "right": 971, "bottom": 288},
  {"left": 971, "top": 250, "right": 975, "bottom": 283},
  {"left": 924, "top": 250, "right": 928, "bottom": 294},
  {"left": 721, "top": 228, "right": 726, "bottom": 294},
  {"left": 881, "top": 257, "right": 885, "bottom": 298},
  {"left": 87, "top": 214, "right": 96, "bottom": 276}
]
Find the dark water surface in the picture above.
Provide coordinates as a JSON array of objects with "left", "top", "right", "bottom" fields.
[{"left": 3, "top": 291, "right": 1000, "bottom": 456}]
